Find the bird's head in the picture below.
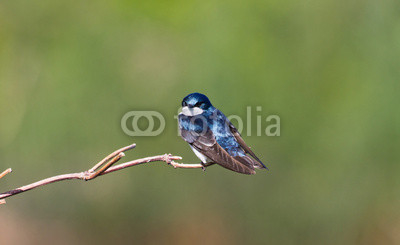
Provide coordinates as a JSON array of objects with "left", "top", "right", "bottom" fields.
[{"left": 181, "top": 93, "right": 213, "bottom": 116}]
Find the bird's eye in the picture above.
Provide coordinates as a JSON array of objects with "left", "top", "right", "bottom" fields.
[{"left": 195, "top": 102, "right": 203, "bottom": 107}]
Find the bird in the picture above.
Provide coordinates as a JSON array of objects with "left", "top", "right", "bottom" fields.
[{"left": 178, "top": 92, "right": 267, "bottom": 175}]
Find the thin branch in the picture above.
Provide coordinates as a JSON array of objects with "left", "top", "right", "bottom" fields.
[
  {"left": 101, "top": 155, "right": 203, "bottom": 174},
  {"left": 88, "top": 144, "right": 136, "bottom": 173},
  {"left": 0, "top": 143, "right": 202, "bottom": 203},
  {"left": 86, "top": 152, "right": 125, "bottom": 180},
  {"left": 0, "top": 168, "right": 12, "bottom": 204},
  {"left": 0, "top": 168, "right": 12, "bottom": 179}
]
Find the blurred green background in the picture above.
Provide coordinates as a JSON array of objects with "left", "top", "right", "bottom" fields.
[{"left": 1, "top": 0, "right": 399, "bottom": 244}]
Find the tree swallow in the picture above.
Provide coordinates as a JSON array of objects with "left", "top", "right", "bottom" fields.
[{"left": 178, "top": 92, "right": 267, "bottom": 174}]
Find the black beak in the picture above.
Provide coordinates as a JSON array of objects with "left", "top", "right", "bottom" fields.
[{"left": 187, "top": 104, "right": 194, "bottom": 109}]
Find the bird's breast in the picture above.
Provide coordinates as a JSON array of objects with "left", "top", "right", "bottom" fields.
[{"left": 190, "top": 145, "right": 212, "bottom": 163}]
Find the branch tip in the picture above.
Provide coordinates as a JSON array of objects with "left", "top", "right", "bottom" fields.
[
  {"left": 86, "top": 152, "right": 125, "bottom": 180},
  {"left": 0, "top": 168, "right": 12, "bottom": 179},
  {"left": 89, "top": 143, "right": 136, "bottom": 173}
]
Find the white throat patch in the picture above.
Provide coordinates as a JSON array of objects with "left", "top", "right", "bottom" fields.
[{"left": 181, "top": 106, "right": 203, "bottom": 116}]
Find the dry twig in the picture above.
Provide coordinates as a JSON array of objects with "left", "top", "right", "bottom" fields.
[
  {"left": 0, "top": 143, "right": 203, "bottom": 204},
  {"left": 0, "top": 168, "right": 12, "bottom": 179}
]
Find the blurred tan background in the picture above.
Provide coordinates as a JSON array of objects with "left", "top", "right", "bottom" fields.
[{"left": 0, "top": 0, "right": 399, "bottom": 244}]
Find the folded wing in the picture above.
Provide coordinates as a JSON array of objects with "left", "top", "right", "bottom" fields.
[
  {"left": 180, "top": 126, "right": 256, "bottom": 175},
  {"left": 227, "top": 121, "right": 267, "bottom": 169}
]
